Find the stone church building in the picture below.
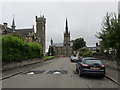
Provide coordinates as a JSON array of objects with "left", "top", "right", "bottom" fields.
[
  {"left": 1, "top": 15, "right": 46, "bottom": 55},
  {"left": 49, "top": 18, "right": 73, "bottom": 57}
]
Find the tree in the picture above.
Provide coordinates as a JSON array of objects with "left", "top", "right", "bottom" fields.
[
  {"left": 48, "top": 46, "right": 55, "bottom": 56},
  {"left": 96, "top": 13, "right": 120, "bottom": 58},
  {"left": 72, "top": 38, "right": 86, "bottom": 51}
]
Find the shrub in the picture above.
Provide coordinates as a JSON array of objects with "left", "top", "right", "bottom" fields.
[
  {"left": 2, "top": 35, "right": 42, "bottom": 63},
  {"left": 82, "top": 51, "right": 93, "bottom": 57},
  {"left": 79, "top": 48, "right": 93, "bottom": 57}
]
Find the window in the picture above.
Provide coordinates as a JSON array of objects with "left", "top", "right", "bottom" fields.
[{"left": 83, "top": 59, "right": 102, "bottom": 65}]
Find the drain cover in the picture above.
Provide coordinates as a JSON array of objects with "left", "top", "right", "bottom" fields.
[
  {"left": 47, "top": 70, "right": 68, "bottom": 74},
  {"left": 22, "top": 70, "right": 45, "bottom": 75}
]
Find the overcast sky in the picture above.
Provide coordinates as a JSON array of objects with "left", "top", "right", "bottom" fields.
[{"left": 1, "top": 1, "right": 119, "bottom": 51}]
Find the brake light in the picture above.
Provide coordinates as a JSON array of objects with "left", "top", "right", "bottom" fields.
[
  {"left": 82, "top": 64, "right": 89, "bottom": 67},
  {"left": 101, "top": 65, "right": 105, "bottom": 67}
]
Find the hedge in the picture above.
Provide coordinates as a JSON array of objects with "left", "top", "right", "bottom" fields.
[{"left": 2, "top": 35, "right": 42, "bottom": 62}]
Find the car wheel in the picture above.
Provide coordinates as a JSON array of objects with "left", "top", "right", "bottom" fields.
[
  {"left": 100, "top": 75, "right": 104, "bottom": 79},
  {"left": 78, "top": 69, "right": 83, "bottom": 77},
  {"left": 101, "top": 74, "right": 105, "bottom": 78}
]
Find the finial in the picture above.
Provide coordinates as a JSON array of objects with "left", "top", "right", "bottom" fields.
[
  {"left": 13, "top": 14, "right": 14, "bottom": 19},
  {"left": 33, "top": 25, "right": 34, "bottom": 29},
  {"left": 40, "top": 11, "right": 42, "bottom": 17}
]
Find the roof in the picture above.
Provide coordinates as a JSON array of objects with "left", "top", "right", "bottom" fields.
[
  {"left": 85, "top": 46, "right": 100, "bottom": 51},
  {"left": 15, "top": 28, "right": 33, "bottom": 35},
  {"left": 52, "top": 43, "right": 64, "bottom": 47}
]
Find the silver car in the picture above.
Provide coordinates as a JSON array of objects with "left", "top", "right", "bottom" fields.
[{"left": 70, "top": 56, "right": 78, "bottom": 62}]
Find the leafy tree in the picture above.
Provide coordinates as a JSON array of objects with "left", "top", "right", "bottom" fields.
[
  {"left": 96, "top": 13, "right": 120, "bottom": 58},
  {"left": 72, "top": 38, "right": 86, "bottom": 51},
  {"left": 48, "top": 46, "right": 55, "bottom": 56}
]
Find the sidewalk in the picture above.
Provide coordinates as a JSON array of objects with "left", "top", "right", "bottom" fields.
[
  {"left": 106, "top": 66, "right": 120, "bottom": 85},
  {"left": 1, "top": 57, "right": 56, "bottom": 80}
]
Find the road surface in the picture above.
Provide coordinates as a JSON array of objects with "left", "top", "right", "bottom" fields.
[{"left": 2, "top": 57, "right": 119, "bottom": 88}]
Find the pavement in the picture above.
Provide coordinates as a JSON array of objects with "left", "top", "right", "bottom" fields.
[
  {"left": 105, "top": 66, "right": 120, "bottom": 85},
  {"left": 2, "top": 57, "right": 119, "bottom": 88}
]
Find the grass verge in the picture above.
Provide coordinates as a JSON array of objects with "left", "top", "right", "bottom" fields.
[{"left": 42, "top": 56, "right": 55, "bottom": 60}]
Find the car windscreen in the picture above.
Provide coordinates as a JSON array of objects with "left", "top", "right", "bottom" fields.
[
  {"left": 72, "top": 57, "right": 77, "bottom": 59},
  {"left": 83, "top": 59, "right": 102, "bottom": 65}
]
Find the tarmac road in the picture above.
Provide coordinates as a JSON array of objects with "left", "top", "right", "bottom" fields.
[{"left": 2, "top": 57, "right": 119, "bottom": 88}]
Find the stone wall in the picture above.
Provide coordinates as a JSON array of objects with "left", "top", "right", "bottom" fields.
[
  {"left": 2, "top": 58, "right": 42, "bottom": 71},
  {"left": 2, "top": 57, "right": 55, "bottom": 71},
  {"left": 102, "top": 59, "right": 120, "bottom": 70}
]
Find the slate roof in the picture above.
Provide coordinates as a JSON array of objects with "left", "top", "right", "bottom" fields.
[
  {"left": 85, "top": 46, "right": 100, "bottom": 51},
  {"left": 15, "top": 28, "right": 33, "bottom": 35},
  {"left": 1, "top": 24, "right": 13, "bottom": 34},
  {"left": 52, "top": 43, "right": 64, "bottom": 47}
]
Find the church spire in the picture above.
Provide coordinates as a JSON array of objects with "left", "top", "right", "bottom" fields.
[
  {"left": 11, "top": 15, "right": 16, "bottom": 31},
  {"left": 65, "top": 18, "right": 68, "bottom": 34}
]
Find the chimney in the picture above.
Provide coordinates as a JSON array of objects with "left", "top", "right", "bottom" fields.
[
  {"left": 96, "top": 43, "right": 98, "bottom": 46},
  {"left": 3, "top": 22, "right": 7, "bottom": 29}
]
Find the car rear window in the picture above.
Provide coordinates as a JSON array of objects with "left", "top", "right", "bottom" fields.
[{"left": 83, "top": 59, "right": 102, "bottom": 65}]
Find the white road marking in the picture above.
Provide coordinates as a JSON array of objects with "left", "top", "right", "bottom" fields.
[
  {"left": 27, "top": 72, "right": 34, "bottom": 75},
  {"left": 53, "top": 71, "right": 61, "bottom": 75}
]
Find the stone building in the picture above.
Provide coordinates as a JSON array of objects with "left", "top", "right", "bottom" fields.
[
  {"left": 1, "top": 18, "right": 34, "bottom": 42},
  {"left": 49, "top": 18, "right": 72, "bottom": 57},
  {"left": 1, "top": 15, "right": 46, "bottom": 55},
  {"left": 118, "top": 1, "right": 120, "bottom": 15},
  {"left": 36, "top": 15, "right": 46, "bottom": 55}
]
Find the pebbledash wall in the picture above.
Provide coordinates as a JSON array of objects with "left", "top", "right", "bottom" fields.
[
  {"left": 2, "top": 57, "right": 55, "bottom": 71},
  {"left": 102, "top": 59, "right": 120, "bottom": 70},
  {"left": 2, "top": 58, "right": 42, "bottom": 71}
]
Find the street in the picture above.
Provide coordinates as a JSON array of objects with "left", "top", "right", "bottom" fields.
[{"left": 2, "top": 57, "right": 119, "bottom": 88}]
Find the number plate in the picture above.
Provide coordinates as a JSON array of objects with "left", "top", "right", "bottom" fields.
[{"left": 91, "top": 67, "right": 100, "bottom": 69}]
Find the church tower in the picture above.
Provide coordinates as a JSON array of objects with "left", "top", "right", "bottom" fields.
[
  {"left": 118, "top": 1, "right": 120, "bottom": 15},
  {"left": 64, "top": 18, "right": 70, "bottom": 46},
  {"left": 36, "top": 15, "right": 46, "bottom": 55},
  {"left": 63, "top": 18, "right": 71, "bottom": 56},
  {"left": 118, "top": 1, "right": 120, "bottom": 19}
]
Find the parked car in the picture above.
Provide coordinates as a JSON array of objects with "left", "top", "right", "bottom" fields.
[
  {"left": 76, "top": 57, "right": 105, "bottom": 77},
  {"left": 70, "top": 55, "right": 78, "bottom": 62}
]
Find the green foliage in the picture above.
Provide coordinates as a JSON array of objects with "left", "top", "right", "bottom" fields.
[
  {"left": 2, "top": 35, "right": 42, "bottom": 62},
  {"left": 72, "top": 38, "right": 86, "bottom": 51},
  {"left": 82, "top": 51, "right": 93, "bottom": 57},
  {"left": 79, "top": 48, "right": 93, "bottom": 57},
  {"left": 96, "top": 13, "right": 120, "bottom": 58},
  {"left": 42, "top": 56, "right": 55, "bottom": 60},
  {"left": 48, "top": 46, "right": 55, "bottom": 56},
  {"left": 79, "top": 48, "right": 88, "bottom": 52}
]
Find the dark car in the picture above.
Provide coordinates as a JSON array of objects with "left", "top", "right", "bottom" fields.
[
  {"left": 70, "top": 55, "right": 78, "bottom": 62},
  {"left": 76, "top": 57, "right": 105, "bottom": 77}
]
